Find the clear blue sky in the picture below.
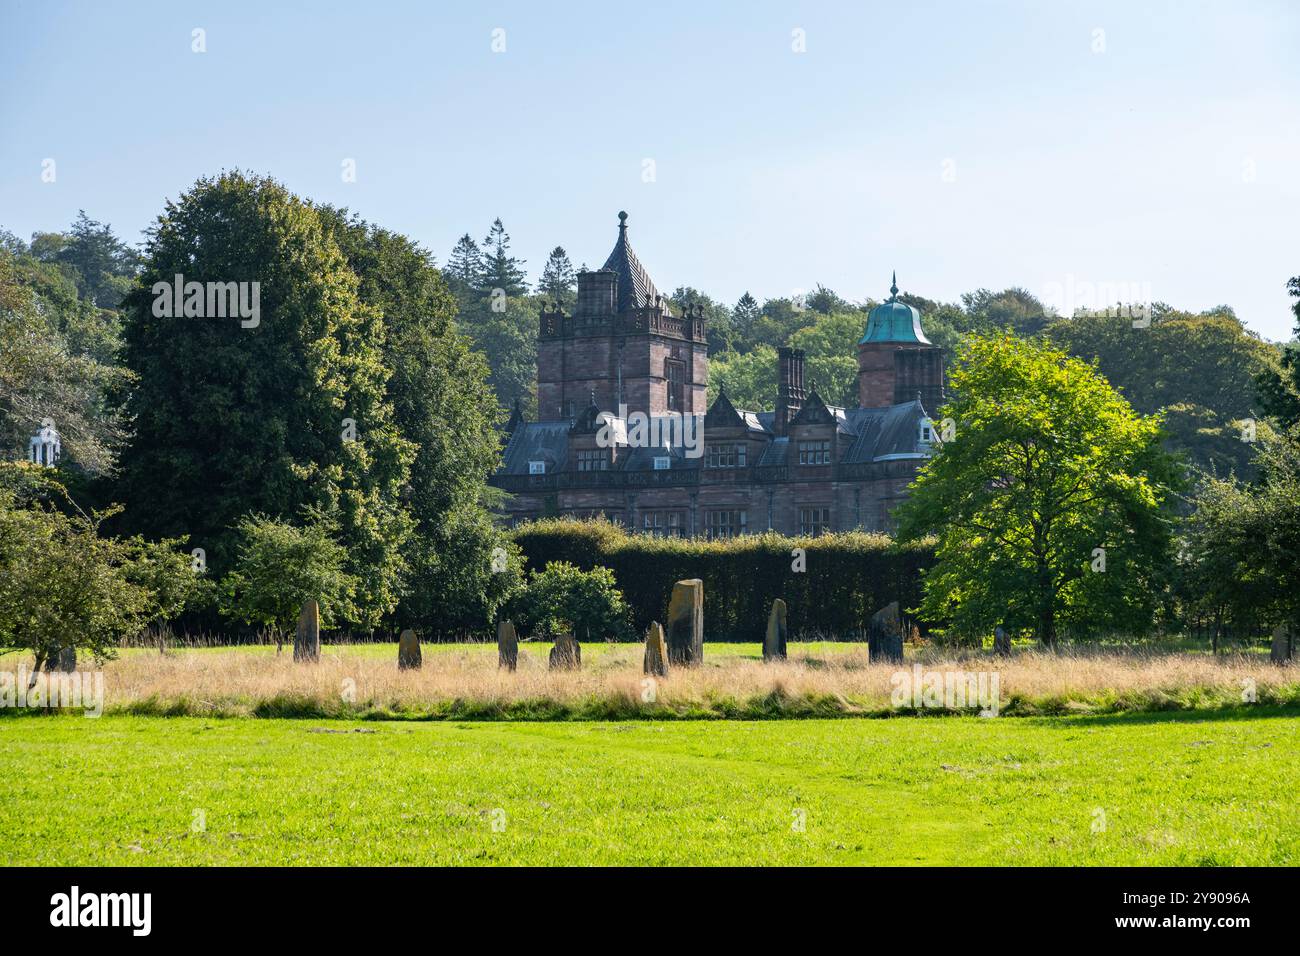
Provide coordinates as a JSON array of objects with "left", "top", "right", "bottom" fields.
[{"left": 2, "top": 0, "right": 1297, "bottom": 340}]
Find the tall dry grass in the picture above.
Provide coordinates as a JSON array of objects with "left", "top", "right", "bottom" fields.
[{"left": 4, "top": 643, "right": 1297, "bottom": 720}]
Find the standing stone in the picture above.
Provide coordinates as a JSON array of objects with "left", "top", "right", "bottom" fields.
[
  {"left": 548, "top": 633, "right": 581, "bottom": 671},
  {"left": 1271, "top": 624, "right": 1293, "bottom": 664},
  {"left": 498, "top": 619, "right": 519, "bottom": 671},
  {"left": 293, "top": 599, "right": 320, "bottom": 663},
  {"left": 868, "top": 601, "right": 904, "bottom": 664},
  {"left": 644, "top": 622, "right": 669, "bottom": 677},
  {"left": 763, "top": 599, "right": 788, "bottom": 662},
  {"left": 993, "top": 624, "right": 1011, "bottom": 657},
  {"left": 397, "top": 629, "right": 422, "bottom": 670},
  {"left": 666, "top": 579, "right": 704, "bottom": 667}
]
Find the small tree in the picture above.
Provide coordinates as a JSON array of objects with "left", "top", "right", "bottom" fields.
[
  {"left": 511, "top": 561, "right": 630, "bottom": 641},
  {"left": 402, "top": 509, "right": 524, "bottom": 638},
  {"left": 220, "top": 513, "right": 359, "bottom": 640},
  {"left": 0, "top": 470, "right": 152, "bottom": 680},
  {"left": 123, "top": 535, "right": 215, "bottom": 641}
]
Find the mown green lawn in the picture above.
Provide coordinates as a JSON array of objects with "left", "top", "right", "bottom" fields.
[{"left": 2, "top": 710, "right": 1296, "bottom": 865}]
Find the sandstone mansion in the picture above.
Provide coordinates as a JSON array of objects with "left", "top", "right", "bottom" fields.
[{"left": 490, "top": 213, "right": 945, "bottom": 538}]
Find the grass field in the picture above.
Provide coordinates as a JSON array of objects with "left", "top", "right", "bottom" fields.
[
  {"left": 2, "top": 710, "right": 1296, "bottom": 865},
  {"left": 2, "top": 642, "right": 1296, "bottom": 720}
]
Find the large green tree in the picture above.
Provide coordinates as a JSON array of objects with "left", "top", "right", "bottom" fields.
[
  {"left": 116, "top": 172, "right": 412, "bottom": 628},
  {"left": 898, "top": 332, "right": 1177, "bottom": 647},
  {"left": 1048, "top": 307, "right": 1276, "bottom": 480},
  {"left": 316, "top": 206, "right": 518, "bottom": 633}
]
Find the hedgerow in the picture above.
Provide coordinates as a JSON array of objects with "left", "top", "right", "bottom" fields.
[{"left": 510, "top": 518, "right": 936, "bottom": 641}]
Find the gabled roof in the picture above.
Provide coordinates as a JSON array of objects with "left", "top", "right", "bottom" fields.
[
  {"left": 602, "top": 211, "right": 669, "bottom": 316},
  {"left": 498, "top": 421, "right": 571, "bottom": 474},
  {"left": 785, "top": 390, "right": 847, "bottom": 434},
  {"left": 705, "top": 390, "right": 770, "bottom": 434},
  {"left": 570, "top": 392, "right": 604, "bottom": 434}
]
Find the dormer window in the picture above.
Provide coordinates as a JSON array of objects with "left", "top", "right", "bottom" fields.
[
  {"left": 653, "top": 456, "right": 671, "bottom": 471},
  {"left": 528, "top": 460, "right": 546, "bottom": 475},
  {"left": 797, "top": 440, "right": 831, "bottom": 465},
  {"left": 918, "top": 419, "right": 934, "bottom": 445}
]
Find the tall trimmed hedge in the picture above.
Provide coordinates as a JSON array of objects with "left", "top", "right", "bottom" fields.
[{"left": 510, "top": 519, "right": 936, "bottom": 641}]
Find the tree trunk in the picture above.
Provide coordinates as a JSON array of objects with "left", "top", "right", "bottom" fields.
[
  {"left": 28, "top": 652, "right": 46, "bottom": 690},
  {"left": 1038, "top": 605, "right": 1056, "bottom": 650},
  {"left": 1036, "top": 553, "right": 1056, "bottom": 649}
]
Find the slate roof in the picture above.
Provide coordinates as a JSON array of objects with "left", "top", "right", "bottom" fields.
[
  {"left": 620, "top": 443, "right": 704, "bottom": 472},
  {"left": 498, "top": 421, "right": 571, "bottom": 474},
  {"left": 602, "top": 212, "right": 670, "bottom": 316},
  {"left": 840, "top": 400, "right": 930, "bottom": 462},
  {"left": 494, "top": 399, "right": 931, "bottom": 476}
]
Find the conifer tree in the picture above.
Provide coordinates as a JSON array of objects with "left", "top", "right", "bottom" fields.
[
  {"left": 476, "top": 218, "right": 528, "bottom": 297},
  {"left": 445, "top": 233, "right": 483, "bottom": 296},
  {"left": 536, "top": 246, "right": 576, "bottom": 304}
]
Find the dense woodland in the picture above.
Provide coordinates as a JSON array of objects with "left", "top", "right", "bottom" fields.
[{"left": 2, "top": 179, "right": 1299, "bottom": 653}]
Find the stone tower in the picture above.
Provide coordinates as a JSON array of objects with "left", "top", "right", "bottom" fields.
[
  {"left": 856, "top": 272, "right": 945, "bottom": 413},
  {"left": 536, "top": 212, "right": 707, "bottom": 420}
]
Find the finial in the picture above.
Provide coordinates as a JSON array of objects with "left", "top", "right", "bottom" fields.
[
  {"left": 890, "top": 271, "right": 898, "bottom": 299},
  {"left": 618, "top": 210, "right": 628, "bottom": 233}
]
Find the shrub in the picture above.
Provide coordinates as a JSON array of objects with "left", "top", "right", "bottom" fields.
[
  {"left": 509, "top": 561, "right": 631, "bottom": 641},
  {"left": 124, "top": 535, "right": 216, "bottom": 628},
  {"left": 220, "top": 513, "right": 359, "bottom": 638},
  {"left": 511, "top": 518, "right": 935, "bottom": 641}
]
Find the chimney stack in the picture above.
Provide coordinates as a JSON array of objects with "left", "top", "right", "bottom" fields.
[{"left": 775, "top": 347, "right": 808, "bottom": 436}]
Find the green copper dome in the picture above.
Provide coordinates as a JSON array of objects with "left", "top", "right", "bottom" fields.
[{"left": 859, "top": 272, "right": 931, "bottom": 345}]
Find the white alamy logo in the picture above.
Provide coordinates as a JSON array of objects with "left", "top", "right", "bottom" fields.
[
  {"left": 595, "top": 405, "right": 703, "bottom": 459},
  {"left": 50, "top": 886, "right": 151, "bottom": 936},
  {"left": 152, "top": 273, "right": 260, "bottom": 328},
  {"left": 1, "top": 670, "right": 103, "bottom": 717},
  {"left": 1040, "top": 275, "right": 1152, "bottom": 325},
  {"left": 890, "top": 664, "right": 1001, "bottom": 716}
]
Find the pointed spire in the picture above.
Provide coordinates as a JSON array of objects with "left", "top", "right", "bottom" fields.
[
  {"left": 603, "top": 210, "right": 664, "bottom": 315},
  {"left": 890, "top": 271, "right": 899, "bottom": 299}
]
